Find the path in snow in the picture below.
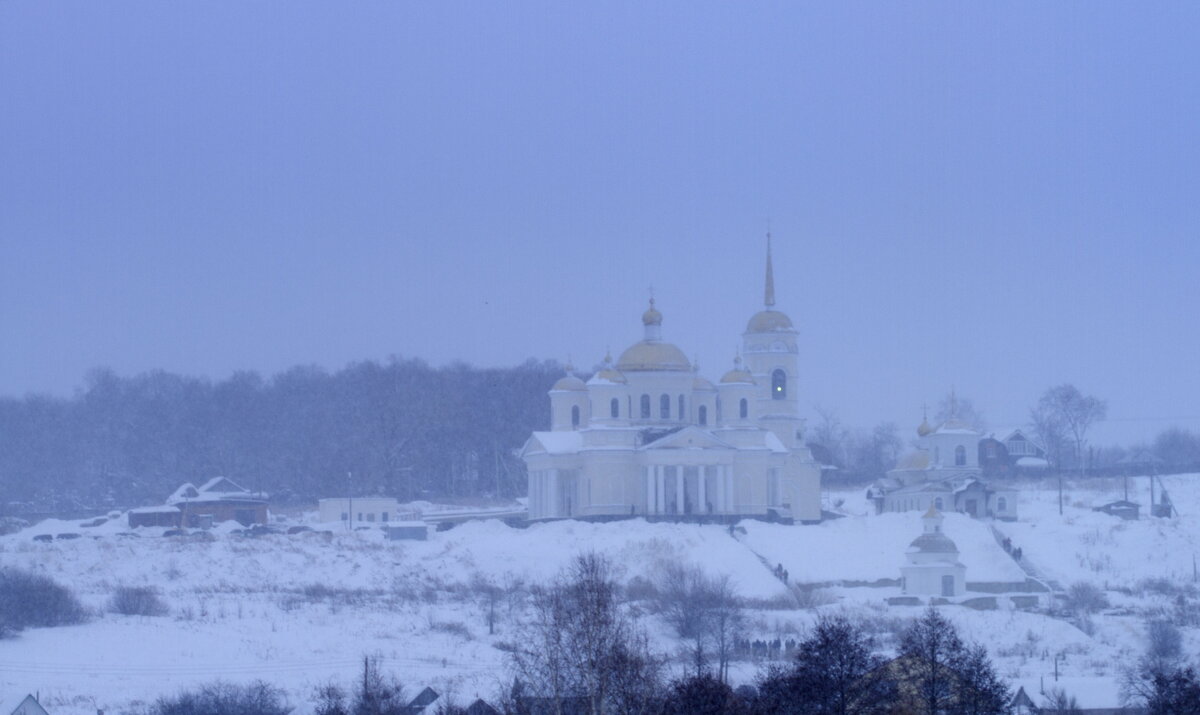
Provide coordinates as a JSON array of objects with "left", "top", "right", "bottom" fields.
[{"left": 991, "top": 523, "right": 1062, "bottom": 593}]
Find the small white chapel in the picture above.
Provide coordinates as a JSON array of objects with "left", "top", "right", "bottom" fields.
[{"left": 520, "top": 238, "right": 822, "bottom": 523}]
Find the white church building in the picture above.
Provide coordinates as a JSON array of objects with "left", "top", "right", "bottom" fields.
[
  {"left": 901, "top": 506, "right": 966, "bottom": 598},
  {"left": 520, "top": 240, "right": 822, "bottom": 523}
]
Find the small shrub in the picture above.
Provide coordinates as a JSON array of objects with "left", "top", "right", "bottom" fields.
[
  {"left": 0, "top": 567, "right": 89, "bottom": 635},
  {"left": 152, "top": 680, "right": 289, "bottom": 715},
  {"left": 1064, "top": 582, "right": 1109, "bottom": 615},
  {"left": 431, "top": 620, "right": 472, "bottom": 640},
  {"left": 110, "top": 586, "right": 169, "bottom": 616}
]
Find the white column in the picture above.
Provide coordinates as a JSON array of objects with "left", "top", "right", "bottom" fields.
[
  {"left": 724, "top": 466, "right": 734, "bottom": 513},
  {"left": 645, "top": 466, "right": 654, "bottom": 515},
  {"left": 698, "top": 468, "right": 707, "bottom": 514},
  {"left": 548, "top": 469, "right": 558, "bottom": 518},
  {"left": 675, "top": 467, "right": 684, "bottom": 515},
  {"left": 655, "top": 466, "right": 665, "bottom": 515}
]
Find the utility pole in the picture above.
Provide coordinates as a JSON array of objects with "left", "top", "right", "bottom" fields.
[
  {"left": 347, "top": 471, "right": 353, "bottom": 532},
  {"left": 1058, "top": 473, "right": 1063, "bottom": 516}
]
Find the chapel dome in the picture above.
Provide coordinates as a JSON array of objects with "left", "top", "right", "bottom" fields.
[
  {"left": 908, "top": 532, "right": 959, "bottom": 554},
  {"left": 589, "top": 351, "right": 628, "bottom": 385},
  {"left": 552, "top": 375, "right": 587, "bottom": 391},
  {"left": 895, "top": 451, "right": 931, "bottom": 470},
  {"left": 693, "top": 375, "right": 716, "bottom": 391},
  {"left": 720, "top": 357, "right": 755, "bottom": 384},
  {"left": 745, "top": 309, "right": 794, "bottom": 333},
  {"left": 917, "top": 419, "right": 933, "bottom": 437},
  {"left": 616, "top": 342, "right": 691, "bottom": 372}
]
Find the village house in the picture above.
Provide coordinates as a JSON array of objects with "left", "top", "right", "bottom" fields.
[
  {"left": 127, "top": 476, "right": 268, "bottom": 528},
  {"left": 1, "top": 695, "right": 50, "bottom": 715}
]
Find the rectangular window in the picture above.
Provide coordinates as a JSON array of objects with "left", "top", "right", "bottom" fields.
[
  {"left": 382, "top": 512, "right": 389, "bottom": 522},
  {"left": 341, "top": 512, "right": 348, "bottom": 521},
  {"left": 357, "top": 512, "right": 363, "bottom": 521}
]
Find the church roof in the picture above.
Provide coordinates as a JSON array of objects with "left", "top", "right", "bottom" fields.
[
  {"left": 895, "top": 451, "right": 931, "bottom": 470},
  {"left": 551, "top": 375, "right": 587, "bottom": 391},
  {"left": 908, "top": 532, "right": 959, "bottom": 554},
  {"left": 745, "top": 309, "right": 794, "bottom": 333},
  {"left": 616, "top": 341, "right": 691, "bottom": 372},
  {"left": 693, "top": 375, "right": 716, "bottom": 391},
  {"left": 934, "top": 418, "right": 979, "bottom": 435}
]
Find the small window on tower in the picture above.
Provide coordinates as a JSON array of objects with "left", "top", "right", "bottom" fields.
[
  {"left": 640, "top": 394, "right": 650, "bottom": 418},
  {"left": 571, "top": 405, "right": 580, "bottom": 428},
  {"left": 955, "top": 445, "right": 966, "bottom": 466},
  {"left": 660, "top": 394, "right": 670, "bottom": 419},
  {"left": 698, "top": 405, "right": 708, "bottom": 426},
  {"left": 610, "top": 398, "right": 619, "bottom": 418},
  {"left": 739, "top": 398, "right": 748, "bottom": 419},
  {"left": 771, "top": 369, "right": 787, "bottom": 399},
  {"left": 678, "top": 395, "right": 685, "bottom": 419}
]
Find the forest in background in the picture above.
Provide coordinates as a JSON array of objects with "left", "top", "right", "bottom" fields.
[{"left": 0, "top": 358, "right": 560, "bottom": 513}]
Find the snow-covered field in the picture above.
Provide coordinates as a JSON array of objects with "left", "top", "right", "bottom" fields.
[{"left": 1, "top": 475, "right": 1197, "bottom": 713}]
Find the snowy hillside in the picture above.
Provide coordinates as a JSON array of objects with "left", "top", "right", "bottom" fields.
[{"left": 0, "top": 475, "right": 1197, "bottom": 713}]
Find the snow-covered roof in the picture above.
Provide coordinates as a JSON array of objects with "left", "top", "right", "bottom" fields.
[
  {"left": 525, "top": 431, "right": 584, "bottom": 455},
  {"left": 1, "top": 694, "right": 48, "bottom": 715},
  {"left": 165, "top": 476, "right": 266, "bottom": 505},
  {"left": 130, "top": 505, "right": 181, "bottom": 514},
  {"left": 1016, "top": 456, "right": 1048, "bottom": 467}
]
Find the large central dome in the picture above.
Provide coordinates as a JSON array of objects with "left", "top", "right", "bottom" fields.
[
  {"left": 616, "top": 298, "right": 691, "bottom": 372},
  {"left": 616, "top": 341, "right": 691, "bottom": 372}
]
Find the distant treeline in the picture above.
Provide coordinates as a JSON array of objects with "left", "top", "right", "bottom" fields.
[{"left": 0, "top": 358, "right": 562, "bottom": 511}]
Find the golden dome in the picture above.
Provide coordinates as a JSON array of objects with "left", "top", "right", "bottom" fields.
[
  {"left": 917, "top": 419, "right": 933, "bottom": 437},
  {"left": 693, "top": 375, "right": 716, "bottom": 391},
  {"left": 642, "top": 297, "right": 663, "bottom": 326},
  {"left": 896, "top": 451, "right": 931, "bottom": 470},
  {"left": 551, "top": 375, "right": 587, "bottom": 391},
  {"left": 720, "top": 357, "right": 755, "bottom": 384},
  {"left": 745, "top": 309, "right": 794, "bottom": 333},
  {"left": 616, "top": 341, "right": 691, "bottom": 372}
]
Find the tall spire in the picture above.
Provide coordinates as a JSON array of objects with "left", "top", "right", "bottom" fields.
[{"left": 764, "top": 231, "right": 776, "bottom": 307}]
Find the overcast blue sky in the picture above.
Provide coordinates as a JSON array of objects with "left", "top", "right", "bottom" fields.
[{"left": 2, "top": 2, "right": 1198, "bottom": 445}]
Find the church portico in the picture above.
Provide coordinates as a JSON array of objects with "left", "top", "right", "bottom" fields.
[{"left": 521, "top": 236, "right": 822, "bottom": 524}]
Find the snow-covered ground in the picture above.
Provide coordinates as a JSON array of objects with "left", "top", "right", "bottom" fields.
[{"left": 1, "top": 475, "right": 1196, "bottom": 713}]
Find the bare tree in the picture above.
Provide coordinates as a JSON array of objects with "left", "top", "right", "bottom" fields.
[
  {"left": 1034, "top": 385, "right": 1107, "bottom": 476},
  {"left": 653, "top": 564, "right": 744, "bottom": 683},
  {"left": 935, "top": 391, "right": 987, "bottom": 432},
  {"left": 509, "top": 552, "right": 663, "bottom": 715}
]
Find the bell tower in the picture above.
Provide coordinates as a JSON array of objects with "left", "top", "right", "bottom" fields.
[{"left": 742, "top": 233, "right": 802, "bottom": 447}]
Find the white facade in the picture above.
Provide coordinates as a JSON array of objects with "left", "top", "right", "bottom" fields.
[
  {"left": 874, "top": 412, "right": 1019, "bottom": 520},
  {"left": 521, "top": 240, "right": 822, "bottom": 523},
  {"left": 318, "top": 497, "right": 406, "bottom": 525},
  {"left": 901, "top": 507, "right": 966, "bottom": 598}
]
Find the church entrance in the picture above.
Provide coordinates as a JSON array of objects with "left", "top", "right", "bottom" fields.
[{"left": 941, "top": 575, "right": 955, "bottom": 597}]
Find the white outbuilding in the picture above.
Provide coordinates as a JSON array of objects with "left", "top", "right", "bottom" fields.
[{"left": 901, "top": 506, "right": 966, "bottom": 598}]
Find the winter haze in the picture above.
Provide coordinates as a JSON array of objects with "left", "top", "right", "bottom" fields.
[{"left": 2, "top": 3, "right": 1199, "bottom": 444}]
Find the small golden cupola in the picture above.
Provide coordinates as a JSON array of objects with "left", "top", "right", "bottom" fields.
[{"left": 917, "top": 405, "right": 933, "bottom": 437}]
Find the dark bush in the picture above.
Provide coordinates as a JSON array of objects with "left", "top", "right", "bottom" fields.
[
  {"left": 151, "top": 680, "right": 289, "bottom": 715},
  {"left": 0, "top": 567, "right": 89, "bottom": 635},
  {"left": 109, "top": 585, "right": 169, "bottom": 616}
]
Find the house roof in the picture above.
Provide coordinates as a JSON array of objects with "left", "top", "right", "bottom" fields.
[{"left": 1, "top": 695, "right": 49, "bottom": 715}]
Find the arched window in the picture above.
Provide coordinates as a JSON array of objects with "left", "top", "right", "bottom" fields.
[
  {"left": 997, "top": 497, "right": 1007, "bottom": 512},
  {"left": 678, "top": 395, "right": 685, "bottom": 420},
  {"left": 610, "top": 398, "right": 619, "bottom": 419},
  {"left": 660, "top": 394, "right": 670, "bottom": 419},
  {"left": 571, "top": 405, "right": 580, "bottom": 428},
  {"left": 640, "top": 394, "right": 650, "bottom": 418},
  {"left": 771, "top": 369, "right": 787, "bottom": 399},
  {"left": 698, "top": 405, "right": 708, "bottom": 426},
  {"left": 934, "top": 497, "right": 944, "bottom": 510},
  {"left": 739, "top": 398, "right": 748, "bottom": 419},
  {"left": 954, "top": 445, "right": 966, "bottom": 466}
]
